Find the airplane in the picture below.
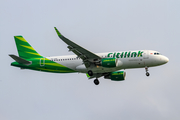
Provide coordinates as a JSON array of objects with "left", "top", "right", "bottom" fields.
[{"left": 9, "top": 27, "right": 169, "bottom": 85}]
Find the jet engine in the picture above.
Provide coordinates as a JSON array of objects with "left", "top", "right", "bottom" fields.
[
  {"left": 104, "top": 71, "right": 126, "bottom": 81},
  {"left": 101, "top": 58, "right": 123, "bottom": 68}
]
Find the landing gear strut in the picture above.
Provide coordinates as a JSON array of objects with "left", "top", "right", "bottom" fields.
[
  {"left": 145, "top": 67, "right": 150, "bottom": 76},
  {"left": 88, "top": 70, "right": 93, "bottom": 76},
  {"left": 94, "top": 79, "right": 99, "bottom": 85}
]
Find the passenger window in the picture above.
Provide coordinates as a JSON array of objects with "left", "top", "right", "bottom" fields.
[{"left": 154, "top": 53, "right": 157, "bottom": 55}]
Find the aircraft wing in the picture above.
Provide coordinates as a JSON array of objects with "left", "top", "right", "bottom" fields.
[{"left": 54, "top": 27, "right": 101, "bottom": 67}]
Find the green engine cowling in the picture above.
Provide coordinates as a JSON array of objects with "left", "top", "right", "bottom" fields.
[
  {"left": 104, "top": 71, "right": 126, "bottom": 81},
  {"left": 101, "top": 58, "right": 122, "bottom": 68}
]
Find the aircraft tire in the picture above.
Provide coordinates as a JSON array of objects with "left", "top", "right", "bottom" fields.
[
  {"left": 88, "top": 70, "right": 93, "bottom": 76},
  {"left": 94, "top": 79, "right": 99, "bottom": 85},
  {"left": 146, "top": 72, "right": 150, "bottom": 76}
]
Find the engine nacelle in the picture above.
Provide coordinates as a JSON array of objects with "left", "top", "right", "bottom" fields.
[
  {"left": 101, "top": 58, "right": 123, "bottom": 68},
  {"left": 104, "top": 71, "right": 126, "bottom": 81}
]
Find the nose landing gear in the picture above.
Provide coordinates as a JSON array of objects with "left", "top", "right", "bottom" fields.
[
  {"left": 145, "top": 67, "right": 150, "bottom": 76},
  {"left": 146, "top": 72, "right": 150, "bottom": 76}
]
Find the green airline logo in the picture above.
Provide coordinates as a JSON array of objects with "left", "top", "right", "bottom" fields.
[
  {"left": 102, "top": 59, "right": 115, "bottom": 62},
  {"left": 107, "top": 51, "right": 143, "bottom": 58}
]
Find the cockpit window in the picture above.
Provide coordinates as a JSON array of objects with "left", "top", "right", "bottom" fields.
[{"left": 154, "top": 52, "right": 160, "bottom": 55}]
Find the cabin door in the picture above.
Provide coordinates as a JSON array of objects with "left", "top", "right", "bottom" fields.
[
  {"left": 143, "top": 50, "right": 149, "bottom": 59},
  {"left": 40, "top": 58, "right": 45, "bottom": 66}
]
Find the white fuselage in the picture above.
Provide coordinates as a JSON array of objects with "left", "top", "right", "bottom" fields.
[{"left": 47, "top": 50, "right": 169, "bottom": 73}]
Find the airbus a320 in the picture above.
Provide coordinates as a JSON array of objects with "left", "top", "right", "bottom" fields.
[{"left": 9, "top": 27, "right": 169, "bottom": 85}]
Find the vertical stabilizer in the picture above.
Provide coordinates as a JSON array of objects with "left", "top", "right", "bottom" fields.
[{"left": 14, "top": 36, "right": 43, "bottom": 59}]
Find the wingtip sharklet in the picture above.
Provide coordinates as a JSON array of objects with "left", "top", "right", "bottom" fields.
[{"left": 54, "top": 27, "right": 62, "bottom": 36}]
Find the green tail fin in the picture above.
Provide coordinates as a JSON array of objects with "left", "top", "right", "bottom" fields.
[{"left": 14, "top": 36, "right": 43, "bottom": 59}]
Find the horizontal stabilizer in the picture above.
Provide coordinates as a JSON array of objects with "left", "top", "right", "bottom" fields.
[{"left": 9, "top": 54, "right": 32, "bottom": 65}]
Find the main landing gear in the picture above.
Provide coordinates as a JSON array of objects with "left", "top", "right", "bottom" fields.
[
  {"left": 88, "top": 70, "right": 93, "bottom": 76},
  {"left": 94, "top": 79, "right": 99, "bottom": 85},
  {"left": 145, "top": 67, "right": 150, "bottom": 76},
  {"left": 87, "top": 70, "right": 100, "bottom": 85}
]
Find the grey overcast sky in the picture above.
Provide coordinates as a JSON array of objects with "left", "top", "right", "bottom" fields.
[{"left": 0, "top": 0, "right": 180, "bottom": 120}]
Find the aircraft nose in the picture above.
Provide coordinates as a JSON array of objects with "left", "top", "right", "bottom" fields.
[{"left": 163, "top": 56, "right": 169, "bottom": 63}]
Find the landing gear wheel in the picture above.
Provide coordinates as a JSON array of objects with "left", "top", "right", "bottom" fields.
[
  {"left": 146, "top": 72, "right": 150, "bottom": 76},
  {"left": 145, "top": 67, "right": 150, "bottom": 77},
  {"left": 94, "top": 79, "right": 99, "bottom": 85},
  {"left": 88, "top": 70, "right": 93, "bottom": 76}
]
